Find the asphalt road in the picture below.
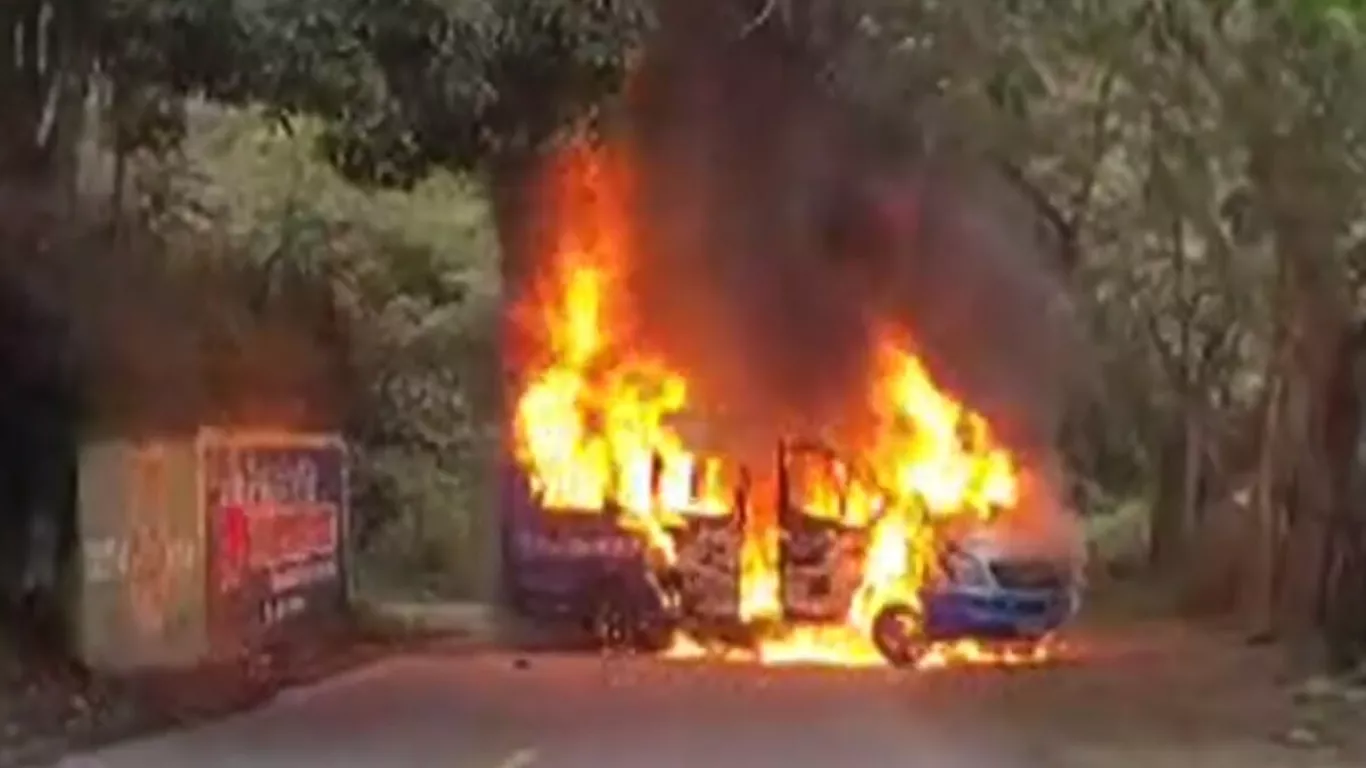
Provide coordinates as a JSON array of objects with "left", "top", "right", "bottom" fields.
[{"left": 56, "top": 651, "right": 1058, "bottom": 768}]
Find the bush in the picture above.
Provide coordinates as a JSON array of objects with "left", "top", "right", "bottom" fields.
[{"left": 180, "top": 106, "right": 501, "bottom": 600}]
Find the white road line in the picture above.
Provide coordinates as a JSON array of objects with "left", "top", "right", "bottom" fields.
[{"left": 495, "top": 747, "right": 539, "bottom": 768}]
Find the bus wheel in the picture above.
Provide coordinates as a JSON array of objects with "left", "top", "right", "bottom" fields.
[
  {"left": 872, "top": 603, "right": 925, "bottom": 667},
  {"left": 591, "top": 596, "right": 635, "bottom": 652},
  {"left": 589, "top": 583, "right": 676, "bottom": 654}
]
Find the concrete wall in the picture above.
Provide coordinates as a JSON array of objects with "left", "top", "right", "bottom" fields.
[{"left": 74, "top": 436, "right": 207, "bottom": 671}]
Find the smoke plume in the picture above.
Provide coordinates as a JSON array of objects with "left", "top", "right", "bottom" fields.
[{"left": 614, "top": 0, "right": 1079, "bottom": 468}]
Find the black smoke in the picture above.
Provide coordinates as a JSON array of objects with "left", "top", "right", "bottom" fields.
[{"left": 609, "top": 0, "right": 1078, "bottom": 465}]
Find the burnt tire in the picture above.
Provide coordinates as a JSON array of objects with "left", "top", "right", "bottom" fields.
[
  {"left": 871, "top": 603, "right": 925, "bottom": 667},
  {"left": 632, "top": 612, "right": 677, "bottom": 653},
  {"left": 588, "top": 587, "right": 676, "bottom": 654},
  {"left": 591, "top": 599, "right": 634, "bottom": 651}
]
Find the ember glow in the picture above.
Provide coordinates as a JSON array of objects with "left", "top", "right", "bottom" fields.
[{"left": 510, "top": 140, "right": 1065, "bottom": 669}]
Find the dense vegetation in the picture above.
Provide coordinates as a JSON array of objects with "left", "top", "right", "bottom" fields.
[{"left": 5, "top": 0, "right": 1366, "bottom": 667}]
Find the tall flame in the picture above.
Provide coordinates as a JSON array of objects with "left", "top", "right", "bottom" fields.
[{"left": 510, "top": 139, "right": 1054, "bottom": 668}]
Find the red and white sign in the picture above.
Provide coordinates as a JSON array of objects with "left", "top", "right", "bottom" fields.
[{"left": 243, "top": 503, "right": 339, "bottom": 571}]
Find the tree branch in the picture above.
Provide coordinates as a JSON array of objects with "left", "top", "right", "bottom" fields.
[
  {"left": 739, "top": 0, "right": 779, "bottom": 38},
  {"left": 1065, "top": 66, "right": 1119, "bottom": 240},
  {"left": 994, "top": 158, "right": 1080, "bottom": 272}
]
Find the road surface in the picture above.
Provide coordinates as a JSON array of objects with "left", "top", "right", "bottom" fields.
[
  {"left": 55, "top": 640, "right": 1345, "bottom": 768},
  {"left": 61, "top": 651, "right": 1030, "bottom": 768}
]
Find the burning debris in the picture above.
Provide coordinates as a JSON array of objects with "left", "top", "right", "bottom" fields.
[{"left": 500, "top": 3, "right": 1082, "bottom": 669}]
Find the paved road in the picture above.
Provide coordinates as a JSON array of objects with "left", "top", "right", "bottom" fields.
[{"left": 58, "top": 651, "right": 1050, "bottom": 768}]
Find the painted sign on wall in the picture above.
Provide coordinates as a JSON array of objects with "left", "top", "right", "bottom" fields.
[{"left": 202, "top": 433, "right": 347, "bottom": 650}]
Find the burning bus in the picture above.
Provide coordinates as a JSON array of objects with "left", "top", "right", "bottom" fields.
[
  {"left": 502, "top": 435, "right": 1079, "bottom": 665},
  {"left": 499, "top": 140, "right": 1080, "bottom": 668}
]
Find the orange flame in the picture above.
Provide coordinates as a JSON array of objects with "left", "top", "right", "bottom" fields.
[{"left": 510, "top": 139, "right": 1059, "bottom": 669}]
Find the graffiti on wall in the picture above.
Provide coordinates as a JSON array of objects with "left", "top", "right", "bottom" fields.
[
  {"left": 203, "top": 436, "right": 345, "bottom": 639},
  {"left": 82, "top": 445, "right": 197, "bottom": 638}
]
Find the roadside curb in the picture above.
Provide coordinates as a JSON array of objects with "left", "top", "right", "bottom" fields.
[
  {"left": 351, "top": 600, "right": 588, "bottom": 653},
  {"left": 352, "top": 599, "right": 503, "bottom": 644}
]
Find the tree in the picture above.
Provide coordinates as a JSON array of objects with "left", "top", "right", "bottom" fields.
[{"left": 804, "top": 0, "right": 1366, "bottom": 664}]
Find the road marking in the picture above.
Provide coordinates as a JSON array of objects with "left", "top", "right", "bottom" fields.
[{"left": 496, "top": 747, "right": 539, "bottom": 768}]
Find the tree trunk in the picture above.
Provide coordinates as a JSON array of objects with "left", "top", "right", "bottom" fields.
[
  {"left": 1318, "top": 326, "right": 1366, "bottom": 667},
  {"left": 1245, "top": 371, "right": 1284, "bottom": 639},
  {"left": 1150, "top": 417, "right": 1191, "bottom": 568},
  {"left": 485, "top": 149, "right": 543, "bottom": 607},
  {"left": 0, "top": 0, "right": 95, "bottom": 639},
  {"left": 488, "top": 151, "right": 544, "bottom": 391},
  {"left": 1242, "top": 115, "right": 1355, "bottom": 654}
]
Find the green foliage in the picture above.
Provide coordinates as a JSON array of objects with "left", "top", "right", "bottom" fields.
[
  {"left": 98, "top": 0, "right": 652, "bottom": 188},
  {"left": 182, "top": 106, "right": 501, "bottom": 597}
]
